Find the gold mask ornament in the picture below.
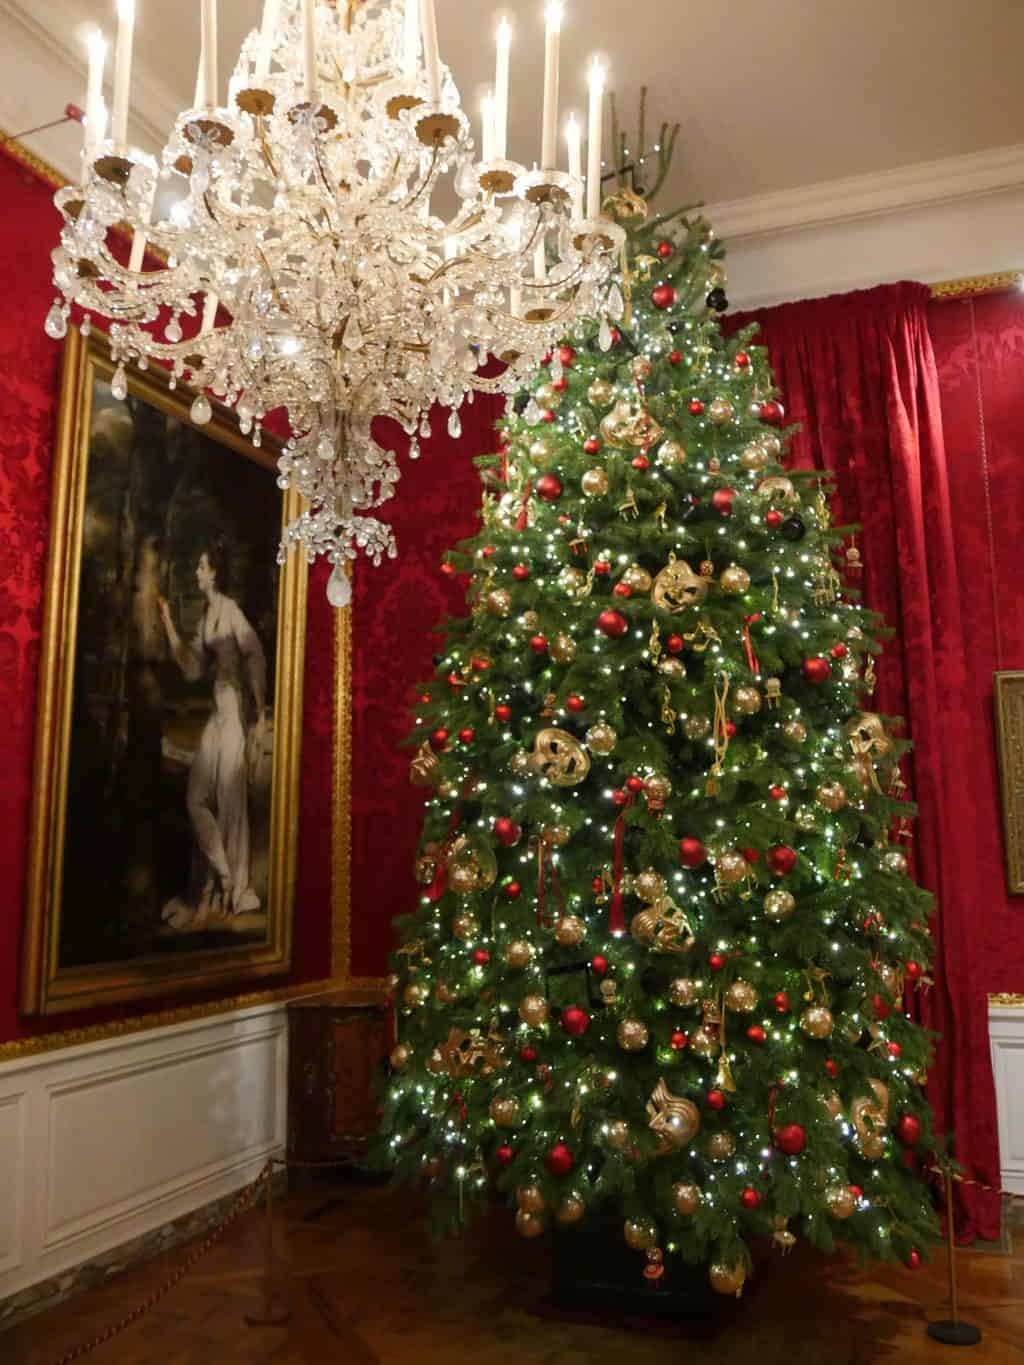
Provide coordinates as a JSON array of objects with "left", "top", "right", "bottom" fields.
[{"left": 528, "top": 728, "right": 592, "bottom": 787}]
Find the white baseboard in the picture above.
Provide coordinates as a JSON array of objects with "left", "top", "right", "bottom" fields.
[
  {"left": 0, "top": 1003, "right": 287, "bottom": 1302},
  {"left": 989, "top": 1004, "right": 1024, "bottom": 1197}
]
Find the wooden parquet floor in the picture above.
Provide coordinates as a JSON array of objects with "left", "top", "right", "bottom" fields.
[{"left": 4, "top": 1180, "right": 1024, "bottom": 1365}]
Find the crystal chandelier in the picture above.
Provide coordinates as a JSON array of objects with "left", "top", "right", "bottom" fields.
[{"left": 48, "top": 0, "right": 623, "bottom": 589}]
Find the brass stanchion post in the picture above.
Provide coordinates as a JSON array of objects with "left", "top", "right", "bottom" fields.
[
  {"left": 245, "top": 1161, "right": 291, "bottom": 1327},
  {"left": 927, "top": 1168, "right": 981, "bottom": 1347}
]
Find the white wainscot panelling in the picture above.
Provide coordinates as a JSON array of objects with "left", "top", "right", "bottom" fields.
[
  {"left": 0, "top": 1004, "right": 287, "bottom": 1302},
  {"left": 989, "top": 1004, "right": 1024, "bottom": 1196}
]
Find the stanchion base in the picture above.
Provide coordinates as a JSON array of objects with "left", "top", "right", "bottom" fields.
[
  {"left": 927, "top": 1320, "right": 982, "bottom": 1346},
  {"left": 245, "top": 1299, "right": 291, "bottom": 1328}
]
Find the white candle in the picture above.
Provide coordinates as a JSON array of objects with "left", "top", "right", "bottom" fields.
[
  {"left": 201, "top": 291, "right": 219, "bottom": 335},
  {"left": 402, "top": 0, "right": 420, "bottom": 81},
  {"left": 534, "top": 234, "right": 547, "bottom": 284},
  {"left": 586, "top": 57, "right": 605, "bottom": 218},
  {"left": 302, "top": 0, "right": 318, "bottom": 104},
  {"left": 510, "top": 282, "right": 522, "bottom": 318},
  {"left": 419, "top": 0, "right": 442, "bottom": 104},
  {"left": 84, "top": 30, "right": 107, "bottom": 163},
  {"left": 494, "top": 17, "right": 511, "bottom": 160},
  {"left": 128, "top": 171, "right": 158, "bottom": 271},
  {"left": 541, "top": 2, "right": 562, "bottom": 170},
  {"left": 112, "top": 0, "right": 135, "bottom": 153},
  {"left": 480, "top": 92, "right": 495, "bottom": 163},
  {"left": 200, "top": 0, "right": 217, "bottom": 108},
  {"left": 255, "top": 0, "right": 279, "bottom": 81},
  {"left": 566, "top": 112, "right": 583, "bottom": 217}
]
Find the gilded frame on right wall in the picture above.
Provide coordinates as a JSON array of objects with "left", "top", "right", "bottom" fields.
[{"left": 994, "top": 672, "right": 1024, "bottom": 895}]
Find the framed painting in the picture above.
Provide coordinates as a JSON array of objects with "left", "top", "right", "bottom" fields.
[
  {"left": 995, "top": 672, "right": 1024, "bottom": 896},
  {"left": 21, "top": 327, "right": 307, "bottom": 1015}
]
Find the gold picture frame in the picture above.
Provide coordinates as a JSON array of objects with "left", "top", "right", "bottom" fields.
[
  {"left": 995, "top": 671, "right": 1024, "bottom": 896},
  {"left": 21, "top": 327, "right": 308, "bottom": 1015}
]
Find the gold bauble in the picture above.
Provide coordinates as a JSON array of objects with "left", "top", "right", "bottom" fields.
[
  {"left": 451, "top": 913, "right": 479, "bottom": 942},
  {"left": 587, "top": 378, "right": 614, "bottom": 407},
  {"left": 740, "top": 440, "right": 769, "bottom": 472},
  {"left": 826, "top": 1185, "right": 857, "bottom": 1220},
  {"left": 690, "top": 1026, "right": 719, "bottom": 1059},
  {"left": 448, "top": 864, "right": 479, "bottom": 894},
  {"left": 782, "top": 718, "right": 807, "bottom": 743},
  {"left": 510, "top": 751, "right": 533, "bottom": 776},
  {"left": 521, "top": 610, "right": 540, "bottom": 632},
  {"left": 624, "top": 1219, "right": 658, "bottom": 1251},
  {"left": 606, "top": 1119, "right": 632, "bottom": 1151},
  {"left": 800, "top": 1005, "right": 835, "bottom": 1039},
  {"left": 517, "top": 1183, "right": 546, "bottom": 1214},
  {"left": 490, "top": 1095, "right": 521, "bottom": 1127},
  {"left": 622, "top": 564, "right": 653, "bottom": 594},
  {"left": 390, "top": 1044, "right": 411, "bottom": 1071},
  {"left": 632, "top": 356, "right": 653, "bottom": 382},
  {"left": 709, "top": 1262, "right": 746, "bottom": 1297},
  {"left": 635, "top": 869, "right": 667, "bottom": 903},
  {"left": 403, "top": 983, "right": 426, "bottom": 1008},
  {"left": 882, "top": 849, "right": 909, "bottom": 875},
  {"left": 515, "top": 1209, "right": 545, "bottom": 1239},
  {"left": 505, "top": 939, "right": 533, "bottom": 969},
  {"left": 519, "top": 994, "right": 550, "bottom": 1026},
  {"left": 617, "top": 1018, "right": 650, "bottom": 1052},
  {"left": 550, "top": 633, "right": 577, "bottom": 664},
  {"left": 725, "top": 980, "right": 758, "bottom": 1014},
  {"left": 708, "top": 397, "right": 735, "bottom": 426},
  {"left": 671, "top": 1182, "right": 702, "bottom": 1217},
  {"left": 761, "top": 433, "right": 783, "bottom": 459},
  {"left": 764, "top": 889, "right": 796, "bottom": 922},
  {"left": 558, "top": 566, "right": 586, "bottom": 595},
  {"left": 669, "top": 977, "right": 700, "bottom": 1008},
  {"left": 719, "top": 563, "right": 751, "bottom": 594},
  {"left": 658, "top": 439, "right": 687, "bottom": 468},
  {"left": 554, "top": 915, "right": 586, "bottom": 947},
  {"left": 581, "top": 468, "right": 609, "bottom": 497},
  {"left": 535, "top": 382, "right": 560, "bottom": 408},
  {"left": 585, "top": 722, "right": 618, "bottom": 755},
  {"left": 556, "top": 1194, "right": 586, "bottom": 1224},
  {"left": 684, "top": 713, "right": 711, "bottom": 740},
  {"left": 660, "top": 658, "right": 687, "bottom": 680},
  {"left": 733, "top": 685, "right": 762, "bottom": 715},
  {"left": 529, "top": 438, "right": 552, "bottom": 464},
  {"left": 706, "top": 1130, "right": 736, "bottom": 1162},
  {"left": 877, "top": 963, "right": 900, "bottom": 996},
  {"left": 816, "top": 781, "right": 848, "bottom": 812},
  {"left": 486, "top": 588, "right": 512, "bottom": 618},
  {"left": 794, "top": 805, "right": 817, "bottom": 831},
  {"left": 544, "top": 824, "right": 572, "bottom": 847},
  {"left": 425, "top": 1047, "right": 446, "bottom": 1075},
  {"left": 716, "top": 850, "right": 748, "bottom": 885}
]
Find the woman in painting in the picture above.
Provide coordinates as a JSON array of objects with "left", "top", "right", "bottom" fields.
[{"left": 158, "top": 539, "right": 267, "bottom": 926}]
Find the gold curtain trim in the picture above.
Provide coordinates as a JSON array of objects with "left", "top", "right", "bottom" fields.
[
  {"left": 0, "top": 126, "right": 66, "bottom": 188},
  {"left": 989, "top": 993, "right": 1024, "bottom": 1009},
  {"left": 930, "top": 271, "right": 1023, "bottom": 302}
]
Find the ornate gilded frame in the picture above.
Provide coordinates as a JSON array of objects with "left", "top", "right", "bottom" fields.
[
  {"left": 21, "top": 327, "right": 308, "bottom": 1014},
  {"left": 994, "top": 672, "right": 1024, "bottom": 896}
]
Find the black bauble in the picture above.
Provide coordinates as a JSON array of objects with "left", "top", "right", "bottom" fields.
[
  {"left": 706, "top": 287, "right": 729, "bottom": 312},
  {"left": 513, "top": 392, "right": 531, "bottom": 415},
  {"left": 780, "top": 515, "right": 806, "bottom": 542}
]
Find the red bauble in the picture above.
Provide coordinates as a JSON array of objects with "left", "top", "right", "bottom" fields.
[
  {"left": 583, "top": 437, "right": 601, "bottom": 455},
  {"left": 651, "top": 283, "right": 677, "bottom": 310},
  {"left": 530, "top": 635, "right": 548, "bottom": 655},
  {"left": 830, "top": 643, "right": 848, "bottom": 660},
  {"left": 872, "top": 993, "right": 891, "bottom": 1021},
  {"left": 896, "top": 1114, "right": 922, "bottom": 1147},
  {"left": 495, "top": 704, "right": 512, "bottom": 723},
  {"left": 759, "top": 399, "right": 786, "bottom": 427},
  {"left": 740, "top": 1188, "right": 761, "bottom": 1210},
  {"left": 887, "top": 1042, "right": 903, "bottom": 1059},
  {"left": 708, "top": 953, "right": 726, "bottom": 973},
  {"left": 612, "top": 788, "right": 628, "bottom": 807},
  {"left": 495, "top": 1145, "right": 514, "bottom": 1168},
  {"left": 904, "top": 961, "right": 922, "bottom": 981},
  {"left": 631, "top": 454, "right": 650, "bottom": 471},
  {"left": 774, "top": 992, "right": 792, "bottom": 1013},
  {"left": 545, "top": 1142, "right": 575, "bottom": 1177},
  {"left": 671, "top": 1030, "right": 689, "bottom": 1051},
  {"left": 440, "top": 561, "right": 456, "bottom": 577},
  {"left": 614, "top": 582, "right": 634, "bottom": 599},
  {"left": 594, "top": 560, "right": 612, "bottom": 576},
  {"left": 566, "top": 695, "right": 585, "bottom": 713},
  {"left": 742, "top": 847, "right": 761, "bottom": 864},
  {"left": 735, "top": 351, "right": 751, "bottom": 369},
  {"left": 746, "top": 1025, "right": 767, "bottom": 1045},
  {"left": 848, "top": 1185, "right": 863, "bottom": 1202},
  {"left": 765, "top": 509, "right": 784, "bottom": 528},
  {"left": 802, "top": 656, "right": 831, "bottom": 685},
  {"left": 591, "top": 955, "right": 609, "bottom": 975},
  {"left": 473, "top": 949, "right": 491, "bottom": 965},
  {"left": 769, "top": 784, "right": 787, "bottom": 802},
  {"left": 688, "top": 398, "right": 705, "bottom": 416},
  {"left": 447, "top": 672, "right": 462, "bottom": 688},
  {"left": 505, "top": 881, "right": 522, "bottom": 900},
  {"left": 536, "top": 473, "right": 563, "bottom": 502},
  {"left": 712, "top": 487, "right": 737, "bottom": 516},
  {"left": 559, "top": 345, "right": 576, "bottom": 366},
  {"left": 725, "top": 721, "right": 738, "bottom": 739},
  {"left": 472, "top": 656, "right": 491, "bottom": 672},
  {"left": 707, "top": 1089, "right": 726, "bottom": 1110},
  {"left": 775, "top": 1123, "right": 806, "bottom": 1155},
  {"left": 626, "top": 775, "right": 646, "bottom": 794},
  {"left": 493, "top": 817, "right": 521, "bottom": 847},
  {"left": 669, "top": 349, "right": 683, "bottom": 366},
  {"left": 679, "top": 837, "right": 707, "bottom": 867},
  {"left": 512, "top": 564, "right": 530, "bottom": 581},
  {"left": 825, "top": 1059, "right": 839, "bottom": 1078},
  {"left": 418, "top": 693, "right": 432, "bottom": 704},
  {"left": 541, "top": 409, "right": 557, "bottom": 424},
  {"left": 429, "top": 728, "right": 449, "bottom": 752},
  {"left": 459, "top": 728, "right": 475, "bottom": 744},
  {"left": 552, "top": 376, "right": 568, "bottom": 393},
  {"left": 656, "top": 240, "right": 674, "bottom": 260},
  {"left": 767, "top": 845, "right": 798, "bottom": 875},
  {"left": 666, "top": 634, "right": 684, "bottom": 655},
  {"left": 597, "top": 609, "right": 629, "bottom": 639},
  {"left": 519, "top": 1046, "right": 538, "bottom": 1063},
  {"left": 907, "top": 1250, "right": 922, "bottom": 1271},
  {"left": 561, "top": 1006, "right": 591, "bottom": 1038},
  {"left": 481, "top": 545, "right": 497, "bottom": 557}
]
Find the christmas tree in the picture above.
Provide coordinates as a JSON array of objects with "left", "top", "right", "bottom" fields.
[{"left": 379, "top": 154, "right": 939, "bottom": 1295}]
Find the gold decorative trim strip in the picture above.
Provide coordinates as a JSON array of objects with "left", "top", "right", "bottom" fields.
[
  {"left": 989, "top": 993, "right": 1024, "bottom": 1009},
  {"left": 931, "top": 271, "right": 1022, "bottom": 302},
  {"left": 0, "top": 127, "right": 67, "bottom": 189}
]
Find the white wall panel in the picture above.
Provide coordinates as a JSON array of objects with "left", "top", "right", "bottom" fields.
[
  {"left": 0, "top": 1092, "right": 26, "bottom": 1276},
  {"left": 989, "top": 1005, "right": 1024, "bottom": 1196}
]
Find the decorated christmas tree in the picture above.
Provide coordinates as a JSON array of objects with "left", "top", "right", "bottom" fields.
[{"left": 378, "top": 143, "right": 939, "bottom": 1294}]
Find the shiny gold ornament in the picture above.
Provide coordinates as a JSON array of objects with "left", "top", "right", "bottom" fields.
[
  {"left": 709, "top": 262, "right": 727, "bottom": 288},
  {"left": 535, "top": 382, "right": 560, "bottom": 409},
  {"left": 414, "top": 850, "right": 440, "bottom": 884},
  {"left": 435, "top": 982, "right": 455, "bottom": 1004},
  {"left": 529, "top": 728, "right": 591, "bottom": 787},
  {"left": 708, "top": 397, "right": 735, "bottom": 425},
  {"left": 669, "top": 977, "right": 701, "bottom": 1008},
  {"left": 550, "top": 633, "right": 577, "bottom": 664},
  {"left": 705, "top": 1130, "right": 736, "bottom": 1162},
  {"left": 671, "top": 1182, "right": 701, "bottom": 1217},
  {"left": 882, "top": 849, "right": 909, "bottom": 875},
  {"left": 558, "top": 565, "right": 586, "bottom": 595},
  {"left": 601, "top": 400, "right": 663, "bottom": 450},
  {"left": 622, "top": 564, "right": 653, "bottom": 594},
  {"left": 658, "top": 438, "right": 687, "bottom": 468},
  {"left": 529, "top": 438, "right": 552, "bottom": 464},
  {"left": 519, "top": 994, "right": 550, "bottom": 1026},
  {"left": 554, "top": 915, "right": 586, "bottom": 947},
  {"left": 757, "top": 476, "right": 798, "bottom": 502},
  {"left": 390, "top": 1044, "right": 411, "bottom": 1071},
  {"left": 652, "top": 557, "right": 710, "bottom": 613},
  {"left": 709, "top": 1262, "right": 746, "bottom": 1297},
  {"left": 800, "top": 1005, "right": 835, "bottom": 1039},
  {"left": 826, "top": 1185, "right": 857, "bottom": 1220},
  {"left": 647, "top": 1077, "right": 701, "bottom": 1154},
  {"left": 403, "top": 983, "right": 426, "bottom": 1008},
  {"left": 761, "top": 433, "right": 783, "bottom": 459},
  {"left": 584, "top": 721, "right": 618, "bottom": 755},
  {"left": 877, "top": 963, "right": 900, "bottom": 996},
  {"left": 515, "top": 1209, "right": 545, "bottom": 1239},
  {"left": 486, "top": 588, "right": 512, "bottom": 618},
  {"left": 660, "top": 658, "right": 686, "bottom": 680},
  {"left": 690, "top": 1026, "right": 719, "bottom": 1059},
  {"left": 543, "top": 824, "right": 572, "bottom": 847},
  {"left": 794, "top": 805, "right": 817, "bottom": 831},
  {"left": 510, "top": 751, "right": 533, "bottom": 777},
  {"left": 725, "top": 980, "right": 758, "bottom": 1014},
  {"left": 410, "top": 741, "right": 442, "bottom": 788},
  {"left": 587, "top": 378, "right": 614, "bottom": 407},
  {"left": 581, "top": 468, "right": 609, "bottom": 497},
  {"left": 447, "top": 836, "right": 497, "bottom": 896},
  {"left": 451, "top": 913, "right": 480, "bottom": 942},
  {"left": 617, "top": 1018, "right": 650, "bottom": 1051},
  {"left": 631, "top": 903, "right": 696, "bottom": 955},
  {"left": 764, "top": 889, "right": 796, "bottom": 922},
  {"left": 816, "top": 781, "right": 848, "bottom": 811},
  {"left": 632, "top": 356, "right": 653, "bottom": 382},
  {"left": 719, "top": 564, "right": 750, "bottom": 595},
  {"left": 684, "top": 713, "right": 711, "bottom": 740},
  {"left": 635, "top": 869, "right": 667, "bottom": 902},
  {"left": 517, "top": 1183, "right": 546, "bottom": 1214},
  {"left": 733, "top": 685, "right": 762, "bottom": 716},
  {"left": 606, "top": 1119, "right": 632, "bottom": 1151},
  {"left": 822, "top": 1090, "right": 843, "bottom": 1120},
  {"left": 846, "top": 712, "right": 892, "bottom": 757},
  {"left": 715, "top": 850, "right": 748, "bottom": 885},
  {"left": 624, "top": 1219, "right": 658, "bottom": 1251},
  {"left": 490, "top": 1095, "right": 521, "bottom": 1127},
  {"left": 505, "top": 939, "right": 533, "bottom": 969},
  {"left": 852, "top": 1078, "right": 890, "bottom": 1159},
  {"left": 645, "top": 774, "right": 673, "bottom": 805},
  {"left": 740, "top": 440, "right": 770, "bottom": 472},
  {"left": 425, "top": 1047, "right": 446, "bottom": 1074},
  {"left": 556, "top": 1193, "right": 586, "bottom": 1224},
  {"left": 782, "top": 718, "right": 807, "bottom": 743},
  {"left": 521, "top": 610, "right": 540, "bottom": 632}
]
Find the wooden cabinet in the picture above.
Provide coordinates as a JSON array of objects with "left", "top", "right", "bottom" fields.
[{"left": 286, "top": 991, "right": 391, "bottom": 1174}]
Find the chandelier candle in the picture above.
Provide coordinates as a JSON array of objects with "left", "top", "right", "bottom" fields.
[
  {"left": 586, "top": 58, "right": 605, "bottom": 218},
  {"left": 111, "top": 0, "right": 135, "bottom": 151},
  {"left": 494, "top": 16, "right": 511, "bottom": 160},
  {"left": 566, "top": 113, "right": 583, "bottom": 218},
  {"left": 541, "top": 3, "right": 562, "bottom": 169},
  {"left": 48, "top": 0, "right": 621, "bottom": 587},
  {"left": 83, "top": 30, "right": 107, "bottom": 166}
]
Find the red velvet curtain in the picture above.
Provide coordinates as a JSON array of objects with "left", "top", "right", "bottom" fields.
[{"left": 727, "top": 284, "right": 1001, "bottom": 1239}]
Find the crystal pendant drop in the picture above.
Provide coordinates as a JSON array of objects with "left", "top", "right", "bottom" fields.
[
  {"left": 190, "top": 393, "right": 212, "bottom": 425},
  {"left": 80, "top": 315, "right": 92, "bottom": 337},
  {"left": 408, "top": 438, "right": 421, "bottom": 461},
  {"left": 165, "top": 316, "right": 183, "bottom": 343},
  {"left": 44, "top": 302, "right": 67, "bottom": 340},
  {"left": 523, "top": 399, "right": 542, "bottom": 424},
  {"left": 326, "top": 564, "right": 352, "bottom": 609},
  {"left": 598, "top": 316, "right": 613, "bottom": 352},
  {"left": 447, "top": 409, "right": 462, "bottom": 439},
  {"left": 607, "top": 283, "right": 625, "bottom": 320},
  {"left": 420, "top": 417, "right": 432, "bottom": 439},
  {"left": 110, "top": 364, "right": 128, "bottom": 400},
  {"left": 550, "top": 352, "right": 563, "bottom": 383},
  {"left": 343, "top": 314, "right": 363, "bottom": 350}
]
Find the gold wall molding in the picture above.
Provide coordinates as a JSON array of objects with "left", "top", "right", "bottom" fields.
[
  {"left": 989, "top": 993, "right": 1024, "bottom": 1009},
  {"left": 0, "top": 127, "right": 65, "bottom": 189},
  {"left": 930, "top": 271, "right": 1022, "bottom": 302}
]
